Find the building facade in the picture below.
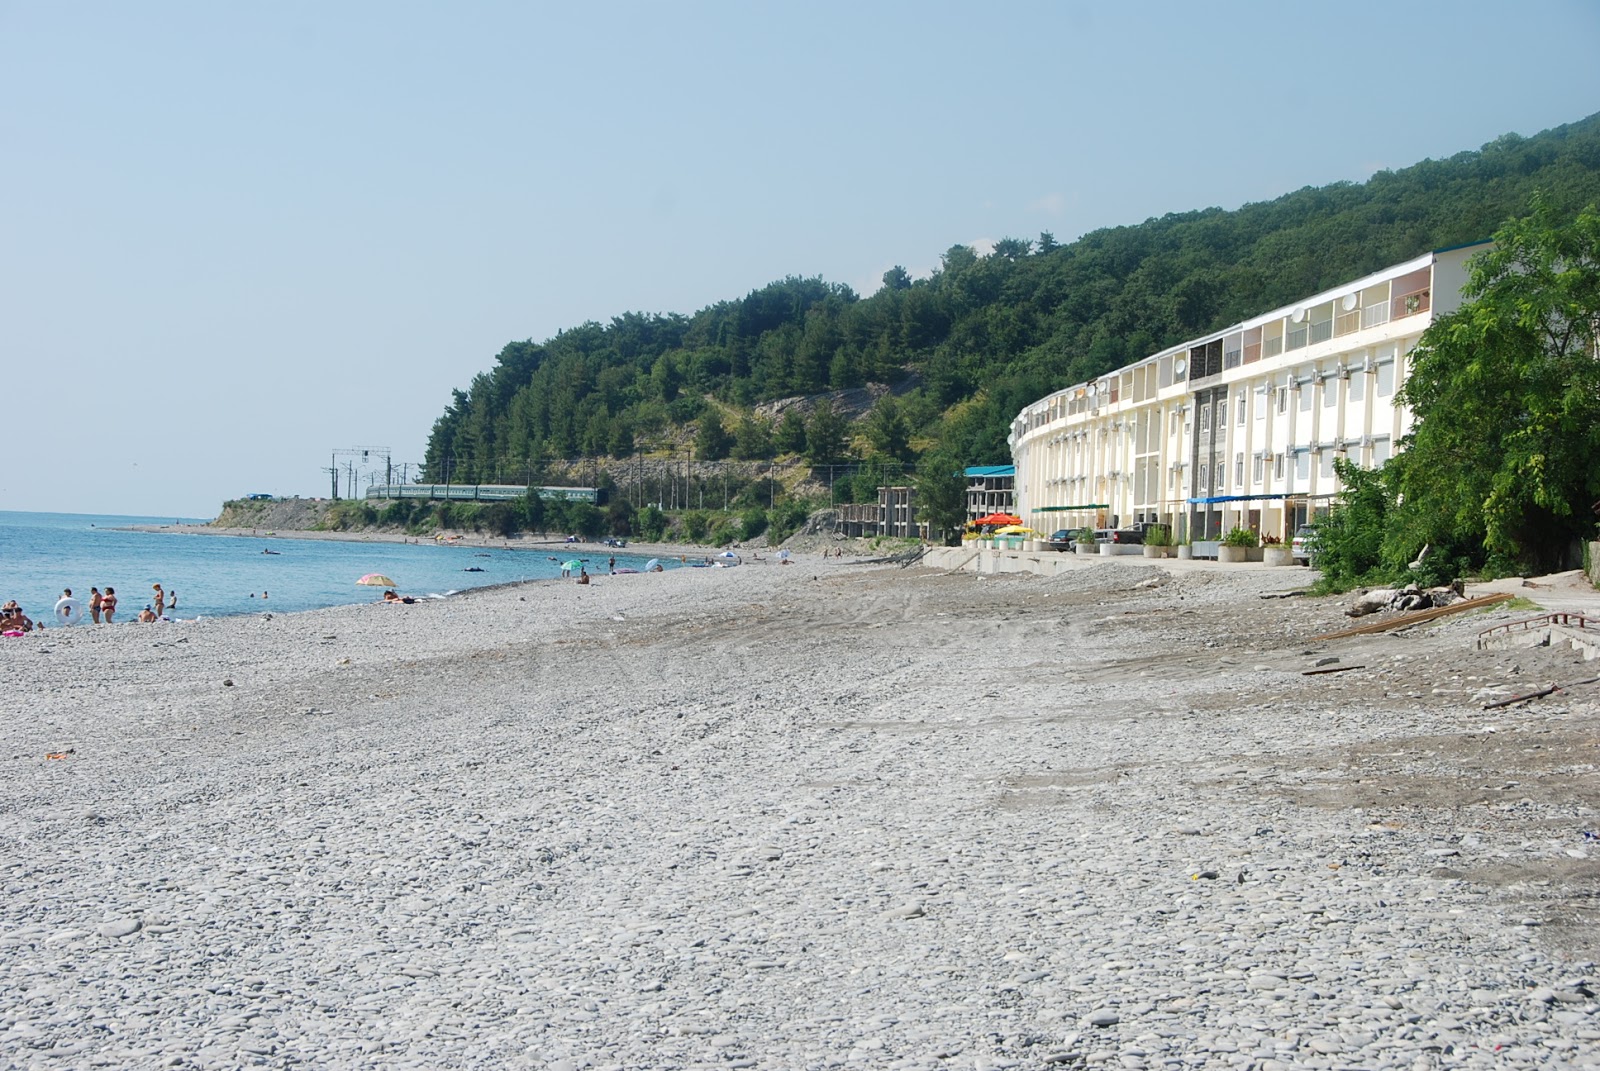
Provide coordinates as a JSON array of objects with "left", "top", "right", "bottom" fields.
[
  {"left": 1008, "top": 244, "right": 1486, "bottom": 544},
  {"left": 964, "top": 466, "right": 1016, "bottom": 524}
]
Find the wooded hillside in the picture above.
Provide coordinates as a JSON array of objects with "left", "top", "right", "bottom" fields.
[{"left": 424, "top": 113, "right": 1600, "bottom": 484}]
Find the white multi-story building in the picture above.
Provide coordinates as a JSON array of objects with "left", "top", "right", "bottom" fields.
[{"left": 1008, "top": 242, "right": 1488, "bottom": 545}]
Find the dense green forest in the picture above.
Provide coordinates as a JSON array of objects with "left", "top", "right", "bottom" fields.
[{"left": 424, "top": 113, "right": 1600, "bottom": 487}]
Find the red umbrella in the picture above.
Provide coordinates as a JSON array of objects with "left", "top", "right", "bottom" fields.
[{"left": 974, "top": 512, "right": 1022, "bottom": 526}]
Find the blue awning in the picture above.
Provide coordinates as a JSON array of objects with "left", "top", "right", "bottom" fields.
[
  {"left": 965, "top": 465, "right": 1015, "bottom": 477},
  {"left": 1186, "top": 493, "right": 1303, "bottom": 504}
]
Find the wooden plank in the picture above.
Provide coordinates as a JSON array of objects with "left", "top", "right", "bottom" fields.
[
  {"left": 1302, "top": 664, "right": 1366, "bottom": 676},
  {"left": 1311, "top": 592, "right": 1512, "bottom": 642}
]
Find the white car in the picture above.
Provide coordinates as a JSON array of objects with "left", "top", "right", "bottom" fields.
[{"left": 1291, "top": 523, "right": 1319, "bottom": 564}]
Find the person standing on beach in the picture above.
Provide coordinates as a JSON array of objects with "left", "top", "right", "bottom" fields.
[
  {"left": 89, "top": 587, "right": 102, "bottom": 623},
  {"left": 101, "top": 587, "right": 117, "bottom": 623},
  {"left": 152, "top": 583, "right": 165, "bottom": 617}
]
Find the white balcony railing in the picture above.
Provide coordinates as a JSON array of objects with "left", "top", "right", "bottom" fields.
[{"left": 1361, "top": 303, "right": 1391, "bottom": 330}]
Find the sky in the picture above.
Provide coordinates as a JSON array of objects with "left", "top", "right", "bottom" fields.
[{"left": 4, "top": 1, "right": 1598, "bottom": 517}]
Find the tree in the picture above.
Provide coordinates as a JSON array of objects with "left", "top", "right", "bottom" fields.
[
  {"left": 774, "top": 407, "right": 808, "bottom": 454},
  {"left": 1036, "top": 230, "right": 1059, "bottom": 255},
  {"left": 804, "top": 399, "right": 849, "bottom": 466},
  {"left": 731, "top": 415, "right": 774, "bottom": 460},
  {"left": 915, "top": 452, "right": 968, "bottom": 543},
  {"left": 881, "top": 265, "right": 913, "bottom": 292},
  {"left": 1393, "top": 195, "right": 1600, "bottom": 574},
  {"left": 695, "top": 410, "right": 732, "bottom": 460},
  {"left": 992, "top": 237, "right": 1032, "bottom": 260},
  {"left": 864, "top": 395, "right": 913, "bottom": 463}
]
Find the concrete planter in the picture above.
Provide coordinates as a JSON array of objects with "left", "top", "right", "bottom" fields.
[
  {"left": 1143, "top": 545, "right": 1169, "bottom": 559},
  {"left": 1217, "top": 545, "right": 1249, "bottom": 564},
  {"left": 1176, "top": 545, "right": 1194, "bottom": 560},
  {"left": 1099, "top": 543, "right": 1117, "bottom": 556},
  {"left": 1076, "top": 543, "right": 1098, "bottom": 557},
  {"left": 1263, "top": 545, "right": 1296, "bottom": 567},
  {"left": 1246, "top": 547, "right": 1265, "bottom": 563}
]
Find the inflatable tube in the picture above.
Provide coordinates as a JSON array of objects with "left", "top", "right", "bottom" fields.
[{"left": 54, "top": 597, "right": 83, "bottom": 626}]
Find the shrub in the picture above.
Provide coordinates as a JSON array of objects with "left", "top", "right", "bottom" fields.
[
  {"left": 740, "top": 507, "right": 769, "bottom": 541},
  {"left": 1075, "top": 526, "right": 1096, "bottom": 545},
  {"left": 635, "top": 505, "right": 668, "bottom": 542},
  {"left": 1221, "top": 526, "right": 1259, "bottom": 548},
  {"left": 768, "top": 500, "right": 813, "bottom": 543},
  {"left": 1143, "top": 523, "right": 1171, "bottom": 546},
  {"left": 681, "top": 510, "right": 711, "bottom": 542}
]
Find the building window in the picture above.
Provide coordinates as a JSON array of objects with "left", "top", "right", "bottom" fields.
[
  {"left": 1199, "top": 403, "right": 1211, "bottom": 433},
  {"left": 1255, "top": 387, "right": 1267, "bottom": 421},
  {"left": 1236, "top": 394, "right": 1247, "bottom": 426},
  {"left": 1323, "top": 378, "right": 1337, "bottom": 408},
  {"left": 1198, "top": 464, "right": 1208, "bottom": 490},
  {"left": 1234, "top": 453, "right": 1244, "bottom": 486},
  {"left": 1253, "top": 455, "right": 1264, "bottom": 484},
  {"left": 1274, "top": 454, "right": 1285, "bottom": 479},
  {"left": 1276, "top": 387, "right": 1287, "bottom": 414}
]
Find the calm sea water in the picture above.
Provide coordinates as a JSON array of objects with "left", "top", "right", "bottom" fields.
[{"left": 0, "top": 511, "right": 671, "bottom": 623}]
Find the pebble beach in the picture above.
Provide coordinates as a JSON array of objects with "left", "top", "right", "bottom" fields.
[{"left": 2, "top": 557, "right": 1597, "bottom": 1069}]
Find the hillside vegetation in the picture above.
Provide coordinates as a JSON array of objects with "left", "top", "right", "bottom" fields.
[{"left": 424, "top": 113, "right": 1600, "bottom": 488}]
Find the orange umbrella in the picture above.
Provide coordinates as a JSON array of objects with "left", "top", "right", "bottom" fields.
[{"left": 973, "top": 513, "right": 1021, "bottom": 526}]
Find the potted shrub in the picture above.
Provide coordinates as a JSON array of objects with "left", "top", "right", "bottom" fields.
[
  {"left": 1142, "top": 523, "right": 1172, "bottom": 559},
  {"left": 1218, "top": 525, "right": 1258, "bottom": 564},
  {"left": 1074, "top": 526, "right": 1098, "bottom": 557},
  {"left": 1261, "top": 532, "right": 1295, "bottom": 567}
]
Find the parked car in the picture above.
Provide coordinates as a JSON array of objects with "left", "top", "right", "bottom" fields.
[
  {"left": 1046, "top": 529, "right": 1076, "bottom": 552},
  {"left": 1095, "top": 522, "right": 1154, "bottom": 545},
  {"left": 1291, "top": 523, "right": 1319, "bottom": 564}
]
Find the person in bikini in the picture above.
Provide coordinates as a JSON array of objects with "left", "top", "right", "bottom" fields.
[
  {"left": 101, "top": 587, "right": 117, "bottom": 623},
  {"left": 152, "top": 584, "right": 165, "bottom": 617}
]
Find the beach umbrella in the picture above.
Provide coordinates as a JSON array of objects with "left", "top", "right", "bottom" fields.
[
  {"left": 356, "top": 573, "right": 396, "bottom": 587},
  {"left": 974, "top": 512, "right": 1022, "bottom": 527},
  {"left": 645, "top": 558, "right": 662, "bottom": 571},
  {"left": 718, "top": 550, "right": 740, "bottom": 560},
  {"left": 994, "top": 524, "right": 1038, "bottom": 535}
]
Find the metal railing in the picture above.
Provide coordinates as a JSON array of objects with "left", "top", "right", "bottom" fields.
[
  {"left": 1361, "top": 303, "right": 1391, "bottom": 329},
  {"left": 1310, "top": 319, "right": 1333, "bottom": 344},
  {"left": 1285, "top": 326, "right": 1308, "bottom": 350},
  {"left": 1334, "top": 309, "right": 1362, "bottom": 336},
  {"left": 1478, "top": 612, "right": 1598, "bottom": 640},
  {"left": 1264, "top": 336, "right": 1284, "bottom": 358},
  {"left": 1393, "top": 287, "right": 1431, "bottom": 320}
]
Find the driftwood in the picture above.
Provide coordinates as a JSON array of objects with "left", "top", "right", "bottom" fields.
[
  {"left": 1482, "top": 674, "right": 1600, "bottom": 710},
  {"left": 1302, "top": 664, "right": 1366, "bottom": 676},
  {"left": 1311, "top": 592, "right": 1512, "bottom": 641}
]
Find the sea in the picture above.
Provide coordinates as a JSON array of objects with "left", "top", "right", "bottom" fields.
[{"left": 0, "top": 511, "right": 675, "bottom": 623}]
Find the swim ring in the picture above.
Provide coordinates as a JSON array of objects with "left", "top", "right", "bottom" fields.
[{"left": 54, "top": 597, "right": 83, "bottom": 626}]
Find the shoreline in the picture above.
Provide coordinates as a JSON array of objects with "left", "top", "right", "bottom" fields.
[{"left": 122, "top": 520, "right": 820, "bottom": 565}]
